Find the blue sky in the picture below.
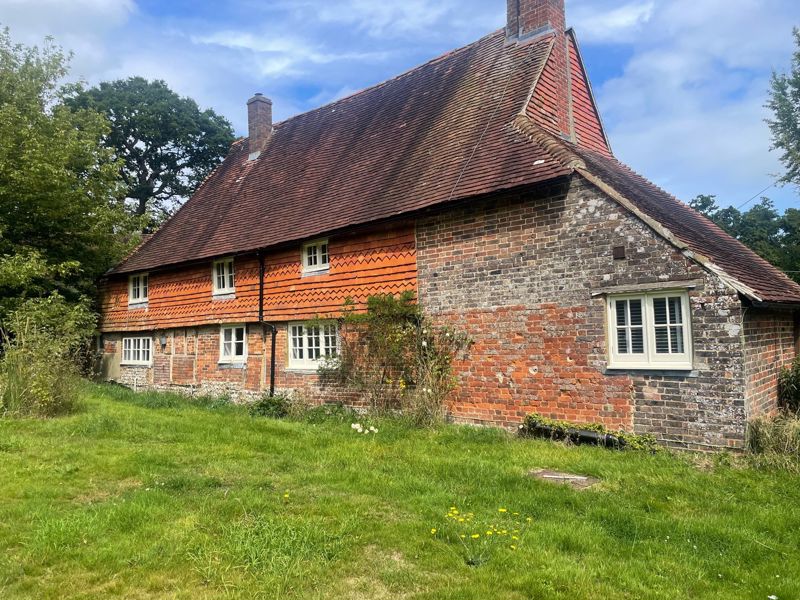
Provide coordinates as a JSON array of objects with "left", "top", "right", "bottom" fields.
[{"left": 2, "top": 0, "right": 799, "bottom": 210}]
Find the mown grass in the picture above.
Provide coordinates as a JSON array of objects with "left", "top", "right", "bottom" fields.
[{"left": 0, "top": 383, "right": 798, "bottom": 599}]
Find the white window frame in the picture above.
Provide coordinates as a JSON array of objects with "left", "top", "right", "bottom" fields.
[
  {"left": 607, "top": 291, "right": 693, "bottom": 370},
  {"left": 128, "top": 273, "right": 149, "bottom": 306},
  {"left": 219, "top": 324, "right": 248, "bottom": 364},
  {"left": 301, "top": 239, "right": 330, "bottom": 274},
  {"left": 288, "top": 321, "right": 339, "bottom": 370},
  {"left": 212, "top": 258, "right": 235, "bottom": 296},
  {"left": 121, "top": 336, "right": 152, "bottom": 366}
]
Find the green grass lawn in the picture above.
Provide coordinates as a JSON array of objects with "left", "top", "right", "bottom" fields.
[{"left": 1, "top": 384, "right": 798, "bottom": 599}]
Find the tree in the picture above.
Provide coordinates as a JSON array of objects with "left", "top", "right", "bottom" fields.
[
  {"left": 0, "top": 28, "right": 137, "bottom": 320},
  {"left": 68, "top": 77, "right": 235, "bottom": 229},
  {"left": 767, "top": 28, "right": 800, "bottom": 190},
  {"left": 690, "top": 195, "right": 798, "bottom": 283}
]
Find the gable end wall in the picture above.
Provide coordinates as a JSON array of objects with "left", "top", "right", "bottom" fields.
[{"left": 416, "top": 176, "right": 748, "bottom": 450}]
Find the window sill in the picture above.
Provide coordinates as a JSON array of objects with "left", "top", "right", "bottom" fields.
[
  {"left": 127, "top": 302, "right": 149, "bottom": 310},
  {"left": 604, "top": 367, "right": 697, "bottom": 377},
  {"left": 212, "top": 292, "right": 236, "bottom": 301},
  {"left": 286, "top": 367, "right": 320, "bottom": 374},
  {"left": 121, "top": 363, "right": 151, "bottom": 368},
  {"left": 218, "top": 361, "right": 247, "bottom": 369},
  {"left": 301, "top": 268, "right": 330, "bottom": 278}
]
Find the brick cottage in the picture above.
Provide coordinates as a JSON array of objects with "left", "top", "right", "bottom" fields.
[{"left": 98, "top": 0, "right": 800, "bottom": 450}]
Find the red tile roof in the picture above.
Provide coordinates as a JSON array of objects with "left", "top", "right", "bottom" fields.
[
  {"left": 111, "top": 27, "right": 800, "bottom": 305},
  {"left": 114, "top": 30, "right": 565, "bottom": 274}
]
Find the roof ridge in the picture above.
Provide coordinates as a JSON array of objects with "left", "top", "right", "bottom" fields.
[{"left": 270, "top": 28, "right": 506, "bottom": 131}]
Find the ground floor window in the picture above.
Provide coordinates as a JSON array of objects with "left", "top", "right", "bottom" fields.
[
  {"left": 122, "top": 336, "right": 152, "bottom": 365},
  {"left": 289, "top": 321, "right": 338, "bottom": 369},
  {"left": 220, "top": 324, "right": 247, "bottom": 363},
  {"left": 607, "top": 291, "right": 692, "bottom": 370}
]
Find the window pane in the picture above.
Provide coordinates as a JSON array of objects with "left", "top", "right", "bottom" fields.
[
  {"left": 655, "top": 327, "right": 669, "bottom": 354},
  {"left": 224, "top": 329, "right": 232, "bottom": 342},
  {"left": 306, "top": 246, "right": 317, "bottom": 266},
  {"left": 629, "top": 299, "right": 643, "bottom": 326},
  {"left": 308, "top": 326, "right": 321, "bottom": 359},
  {"left": 142, "top": 276, "right": 148, "bottom": 298},
  {"left": 292, "top": 325, "right": 304, "bottom": 359},
  {"left": 235, "top": 327, "right": 244, "bottom": 342},
  {"left": 617, "top": 327, "right": 628, "bottom": 354},
  {"left": 670, "top": 326, "right": 684, "bottom": 353},
  {"left": 321, "top": 243, "right": 329, "bottom": 265},
  {"left": 653, "top": 298, "right": 667, "bottom": 325},
  {"left": 615, "top": 301, "right": 627, "bottom": 327},
  {"left": 216, "top": 263, "right": 225, "bottom": 289},
  {"left": 630, "top": 327, "right": 644, "bottom": 354},
  {"left": 227, "top": 262, "right": 235, "bottom": 289},
  {"left": 668, "top": 297, "right": 682, "bottom": 324},
  {"left": 323, "top": 324, "right": 337, "bottom": 357},
  {"left": 235, "top": 341, "right": 245, "bottom": 356},
  {"left": 223, "top": 341, "right": 231, "bottom": 357}
]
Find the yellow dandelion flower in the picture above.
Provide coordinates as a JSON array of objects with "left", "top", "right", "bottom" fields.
[
  {"left": 512, "top": 512, "right": 519, "bottom": 516},
  {"left": 526, "top": 517, "right": 532, "bottom": 522},
  {"left": 486, "top": 531, "right": 493, "bottom": 535},
  {"left": 512, "top": 535, "right": 519, "bottom": 540},
  {"left": 460, "top": 534, "right": 466, "bottom": 539},
  {"left": 283, "top": 493, "right": 289, "bottom": 499},
  {"left": 498, "top": 508, "right": 508, "bottom": 513},
  {"left": 510, "top": 545, "right": 517, "bottom": 550},
  {"left": 458, "top": 518, "right": 465, "bottom": 523},
  {"left": 431, "top": 528, "right": 437, "bottom": 535},
  {"left": 501, "top": 530, "right": 508, "bottom": 534},
  {"left": 471, "top": 534, "right": 480, "bottom": 539}
]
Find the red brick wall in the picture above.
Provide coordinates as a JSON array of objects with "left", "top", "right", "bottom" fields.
[
  {"left": 744, "top": 308, "right": 797, "bottom": 417},
  {"left": 416, "top": 176, "right": 748, "bottom": 450}
]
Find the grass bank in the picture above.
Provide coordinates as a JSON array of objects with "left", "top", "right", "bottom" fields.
[{"left": 0, "top": 383, "right": 797, "bottom": 599}]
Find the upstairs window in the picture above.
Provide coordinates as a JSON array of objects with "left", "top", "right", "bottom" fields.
[
  {"left": 122, "top": 336, "right": 152, "bottom": 365},
  {"left": 219, "top": 325, "right": 247, "bottom": 363},
  {"left": 302, "top": 239, "right": 329, "bottom": 274},
  {"left": 607, "top": 292, "right": 692, "bottom": 370},
  {"left": 128, "top": 274, "right": 148, "bottom": 305},
  {"left": 213, "top": 258, "right": 235, "bottom": 295},
  {"left": 288, "top": 322, "right": 338, "bottom": 370}
]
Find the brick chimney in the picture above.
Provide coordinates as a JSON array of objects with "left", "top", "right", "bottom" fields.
[
  {"left": 507, "top": 0, "right": 571, "bottom": 138},
  {"left": 247, "top": 93, "right": 272, "bottom": 160},
  {"left": 506, "top": 0, "right": 565, "bottom": 41}
]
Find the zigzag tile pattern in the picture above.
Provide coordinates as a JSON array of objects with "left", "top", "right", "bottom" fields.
[{"left": 99, "top": 223, "right": 417, "bottom": 332}]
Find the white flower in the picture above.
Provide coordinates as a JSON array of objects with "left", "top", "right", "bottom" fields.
[
  {"left": 351, "top": 423, "right": 360, "bottom": 430},
  {"left": 421, "top": 340, "right": 428, "bottom": 348},
  {"left": 768, "top": 595, "right": 778, "bottom": 600},
  {"left": 369, "top": 426, "right": 377, "bottom": 433}
]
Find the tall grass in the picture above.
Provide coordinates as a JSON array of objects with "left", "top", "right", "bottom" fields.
[
  {"left": 746, "top": 414, "right": 800, "bottom": 472},
  {"left": 0, "top": 329, "right": 80, "bottom": 417}
]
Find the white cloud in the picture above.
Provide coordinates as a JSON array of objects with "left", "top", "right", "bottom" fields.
[
  {"left": 570, "top": 1, "right": 654, "bottom": 43},
  {"left": 573, "top": 0, "right": 799, "bottom": 208}
]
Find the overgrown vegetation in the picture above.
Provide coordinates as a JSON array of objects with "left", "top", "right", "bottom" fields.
[
  {"left": 520, "top": 413, "right": 660, "bottom": 452},
  {"left": 320, "top": 292, "right": 470, "bottom": 426},
  {"left": 0, "top": 295, "right": 96, "bottom": 417},
  {"left": 1, "top": 383, "right": 799, "bottom": 599},
  {"left": 778, "top": 356, "right": 800, "bottom": 414},
  {"left": 747, "top": 414, "right": 800, "bottom": 472}
]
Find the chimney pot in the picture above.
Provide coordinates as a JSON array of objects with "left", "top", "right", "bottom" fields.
[{"left": 247, "top": 93, "right": 272, "bottom": 159}]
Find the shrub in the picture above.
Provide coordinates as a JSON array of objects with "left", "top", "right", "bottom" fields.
[
  {"left": 0, "top": 329, "right": 80, "bottom": 417},
  {"left": 250, "top": 393, "right": 291, "bottom": 419},
  {"left": 778, "top": 358, "right": 800, "bottom": 414},
  {"left": 320, "top": 292, "right": 470, "bottom": 427},
  {"left": 0, "top": 294, "right": 94, "bottom": 417},
  {"left": 746, "top": 414, "right": 800, "bottom": 472}
]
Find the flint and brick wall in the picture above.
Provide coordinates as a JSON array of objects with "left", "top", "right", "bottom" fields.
[
  {"left": 103, "top": 324, "right": 354, "bottom": 404},
  {"left": 416, "top": 176, "right": 748, "bottom": 450},
  {"left": 743, "top": 308, "right": 797, "bottom": 418}
]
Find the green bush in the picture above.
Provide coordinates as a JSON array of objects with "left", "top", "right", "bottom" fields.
[
  {"left": 0, "top": 294, "right": 95, "bottom": 418},
  {"left": 0, "top": 330, "right": 80, "bottom": 417},
  {"left": 250, "top": 394, "right": 291, "bottom": 419},
  {"left": 747, "top": 414, "right": 800, "bottom": 472},
  {"left": 778, "top": 358, "right": 800, "bottom": 414}
]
